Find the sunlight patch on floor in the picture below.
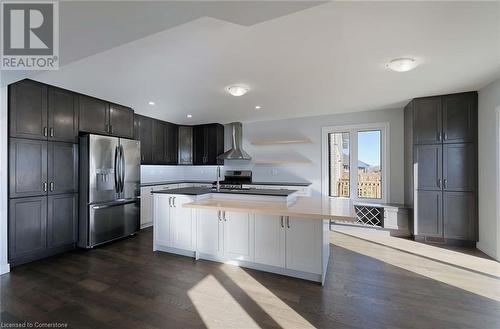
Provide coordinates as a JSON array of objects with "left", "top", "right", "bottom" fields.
[
  {"left": 332, "top": 225, "right": 500, "bottom": 278},
  {"left": 187, "top": 274, "right": 261, "bottom": 329},
  {"left": 218, "top": 265, "right": 315, "bottom": 329},
  {"left": 331, "top": 231, "right": 500, "bottom": 302}
]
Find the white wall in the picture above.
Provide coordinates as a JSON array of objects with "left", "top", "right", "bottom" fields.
[
  {"left": 477, "top": 78, "right": 500, "bottom": 260},
  {"left": 1, "top": 86, "right": 10, "bottom": 275},
  {"left": 141, "top": 107, "right": 405, "bottom": 201}
]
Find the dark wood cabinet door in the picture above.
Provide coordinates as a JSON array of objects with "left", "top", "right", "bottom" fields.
[
  {"left": 134, "top": 114, "right": 153, "bottom": 164},
  {"left": 78, "top": 95, "right": 109, "bottom": 134},
  {"left": 206, "top": 124, "right": 224, "bottom": 165},
  {"left": 109, "top": 104, "right": 134, "bottom": 138},
  {"left": 9, "top": 196, "right": 47, "bottom": 260},
  {"left": 443, "top": 192, "right": 476, "bottom": 240},
  {"left": 152, "top": 120, "right": 167, "bottom": 164},
  {"left": 193, "top": 125, "right": 206, "bottom": 165},
  {"left": 414, "top": 144, "right": 442, "bottom": 191},
  {"left": 9, "top": 138, "right": 48, "bottom": 198},
  {"left": 413, "top": 97, "right": 442, "bottom": 144},
  {"left": 443, "top": 143, "right": 475, "bottom": 192},
  {"left": 442, "top": 93, "right": 476, "bottom": 144},
  {"left": 9, "top": 80, "right": 48, "bottom": 140},
  {"left": 48, "top": 142, "right": 78, "bottom": 194},
  {"left": 416, "top": 191, "right": 442, "bottom": 237},
  {"left": 48, "top": 87, "right": 78, "bottom": 142},
  {"left": 47, "top": 193, "right": 77, "bottom": 248},
  {"left": 165, "top": 123, "right": 178, "bottom": 164}
]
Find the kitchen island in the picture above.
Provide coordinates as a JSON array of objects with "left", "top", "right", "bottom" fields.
[{"left": 152, "top": 187, "right": 355, "bottom": 284}]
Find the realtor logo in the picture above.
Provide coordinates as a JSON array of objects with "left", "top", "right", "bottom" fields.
[{"left": 1, "top": 1, "right": 59, "bottom": 70}]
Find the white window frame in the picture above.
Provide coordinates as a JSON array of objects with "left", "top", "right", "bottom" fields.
[{"left": 321, "top": 122, "right": 390, "bottom": 203}]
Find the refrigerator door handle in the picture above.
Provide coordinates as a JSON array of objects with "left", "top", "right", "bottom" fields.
[
  {"left": 120, "top": 145, "right": 126, "bottom": 193},
  {"left": 114, "top": 146, "right": 120, "bottom": 193}
]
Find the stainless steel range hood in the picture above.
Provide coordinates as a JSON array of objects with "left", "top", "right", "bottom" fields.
[{"left": 217, "top": 122, "right": 252, "bottom": 160}]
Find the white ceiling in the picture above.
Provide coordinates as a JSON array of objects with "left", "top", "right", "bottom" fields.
[{"left": 22, "top": 1, "right": 500, "bottom": 124}]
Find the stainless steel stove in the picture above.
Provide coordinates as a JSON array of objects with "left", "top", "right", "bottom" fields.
[{"left": 213, "top": 170, "right": 252, "bottom": 190}]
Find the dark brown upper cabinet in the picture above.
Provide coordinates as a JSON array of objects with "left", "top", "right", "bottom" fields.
[
  {"left": 48, "top": 87, "right": 79, "bottom": 143},
  {"left": 78, "top": 95, "right": 109, "bottom": 135},
  {"left": 48, "top": 142, "right": 78, "bottom": 195},
  {"left": 109, "top": 103, "right": 134, "bottom": 138},
  {"left": 134, "top": 114, "right": 153, "bottom": 164},
  {"left": 442, "top": 93, "right": 477, "bottom": 144},
  {"left": 9, "top": 80, "right": 48, "bottom": 140},
  {"left": 79, "top": 95, "right": 134, "bottom": 138},
  {"left": 193, "top": 124, "right": 224, "bottom": 165},
  {"left": 165, "top": 122, "right": 179, "bottom": 165},
  {"left": 152, "top": 120, "right": 167, "bottom": 164},
  {"left": 413, "top": 96, "right": 442, "bottom": 145},
  {"left": 9, "top": 138, "right": 48, "bottom": 198}
]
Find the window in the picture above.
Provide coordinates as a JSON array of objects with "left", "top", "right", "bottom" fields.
[
  {"left": 323, "top": 123, "right": 388, "bottom": 202},
  {"left": 357, "top": 130, "right": 382, "bottom": 199}
]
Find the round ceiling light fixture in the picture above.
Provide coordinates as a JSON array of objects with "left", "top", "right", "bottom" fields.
[
  {"left": 255, "top": 105, "right": 262, "bottom": 110},
  {"left": 226, "top": 84, "right": 249, "bottom": 97},
  {"left": 187, "top": 114, "right": 192, "bottom": 118},
  {"left": 148, "top": 101, "right": 155, "bottom": 106},
  {"left": 387, "top": 58, "right": 418, "bottom": 72}
]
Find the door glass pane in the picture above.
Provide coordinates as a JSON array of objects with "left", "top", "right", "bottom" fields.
[
  {"left": 329, "top": 132, "right": 350, "bottom": 197},
  {"left": 357, "top": 130, "right": 382, "bottom": 199}
]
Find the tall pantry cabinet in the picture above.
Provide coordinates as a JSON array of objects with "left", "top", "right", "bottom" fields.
[{"left": 404, "top": 92, "right": 478, "bottom": 245}]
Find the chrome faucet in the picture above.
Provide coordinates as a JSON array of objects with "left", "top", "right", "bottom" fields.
[{"left": 216, "top": 166, "right": 221, "bottom": 192}]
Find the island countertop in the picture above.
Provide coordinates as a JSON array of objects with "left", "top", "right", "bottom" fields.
[
  {"left": 183, "top": 197, "right": 356, "bottom": 221},
  {"left": 151, "top": 187, "right": 298, "bottom": 197}
]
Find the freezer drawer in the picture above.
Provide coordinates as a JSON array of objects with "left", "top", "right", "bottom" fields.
[{"left": 88, "top": 199, "right": 139, "bottom": 247}]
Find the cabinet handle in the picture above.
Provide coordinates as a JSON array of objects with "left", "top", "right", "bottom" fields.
[
  {"left": 43, "top": 127, "right": 48, "bottom": 137},
  {"left": 217, "top": 210, "right": 221, "bottom": 221},
  {"left": 286, "top": 216, "right": 290, "bottom": 228},
  {"left": 437, "top": 178, "right": 441, "bottom": 189},
  {"left": 443, "top": 132, "right": 447, "bottom": 141},
  {"left": 280, "top": 216, "right": 284, "bottom": 228},
  {"left": 50, "top": 182, "right": 54, "bottom": 192},
  {"left": 109, "top": 125, "right": 113, "bottom": 134},
  {"left": 168, "top": 197, "right": 172, "bottom": 207},
  {"left": 437, "top": 132, "right": 442, "bottom": 141},
  {"left": 49, "top": 127, "right": 54, "bottom": 137},
  {"left": 43, "top": 182, "right": 47, "bottom": 192},
  {"left": 173, "top": 197, "right": 176, "bottom": 207},
  {"left": 443, "top": 179, "right": 447, "bottom": 189}
]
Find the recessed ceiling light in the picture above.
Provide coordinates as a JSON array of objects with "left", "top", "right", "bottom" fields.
[
  {"left": 226, "top": 85, "right": 249, "bottom": 97},
  {"left": 187, "top": 114, "right": 192, "bottom": 118},
  {"left": 387, "top": 58, "right": 418, "bottom": 72},
  {"left": 255, "top": 105, "right": 262, "bottom": 110},
  {"left": 148, "top": 101, "right": 155, "bottom": 105}
]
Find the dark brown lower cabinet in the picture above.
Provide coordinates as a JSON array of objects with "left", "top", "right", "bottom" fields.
[
  {"left": 443, "top": 192, "right": 476, "bottom": 241},
  {"left": 8, "top": 193, "right": 78, "bottom": 266},
  {"left": 416, "top": 191, "right": 442, "bottom": 237}
]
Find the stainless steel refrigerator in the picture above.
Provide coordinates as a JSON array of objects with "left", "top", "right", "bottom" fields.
[{"left": 78, "top": 134, "right": 141, "bottom": 248}]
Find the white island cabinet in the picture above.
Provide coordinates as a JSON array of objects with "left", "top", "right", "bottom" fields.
[
  {"left": 153, "top": 194, "right": 197, "bottom": 256},
  {"left": 153, "top": 192, "right": 352, "bottom": 284}
]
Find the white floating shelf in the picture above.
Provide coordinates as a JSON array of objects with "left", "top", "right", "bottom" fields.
[
  {"left": 252, "top": 159, "right": 312, "bottom": 165},
  {"left": 251, "top": 138, "right": 312, "bottom": 145}
]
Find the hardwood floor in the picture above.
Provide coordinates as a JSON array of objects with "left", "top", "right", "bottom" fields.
[{"left": 1, "top": 228, "right": 499, "bottom": 329}]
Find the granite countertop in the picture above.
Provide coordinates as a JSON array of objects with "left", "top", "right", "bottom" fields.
[
  {"left": 141, "top": 180, "right": 312, "bottom": 187},
  {"left": 151, "top": 187, "right": 298, "bottom": 197}
]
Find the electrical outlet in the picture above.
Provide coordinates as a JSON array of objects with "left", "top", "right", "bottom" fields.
[{"left": 271, "top": 169, "right": 278, "bottom": 176}]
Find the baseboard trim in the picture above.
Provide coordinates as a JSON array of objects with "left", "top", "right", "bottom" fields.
[
  {"left": 141, "top": 222, "right": 153, "bottom": 229},
  {"left": 476, "top": 241, "right": 498, "bottom": 261},
  {"left": 0, "top": 262, "right": 10, "bottom": 275}
]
